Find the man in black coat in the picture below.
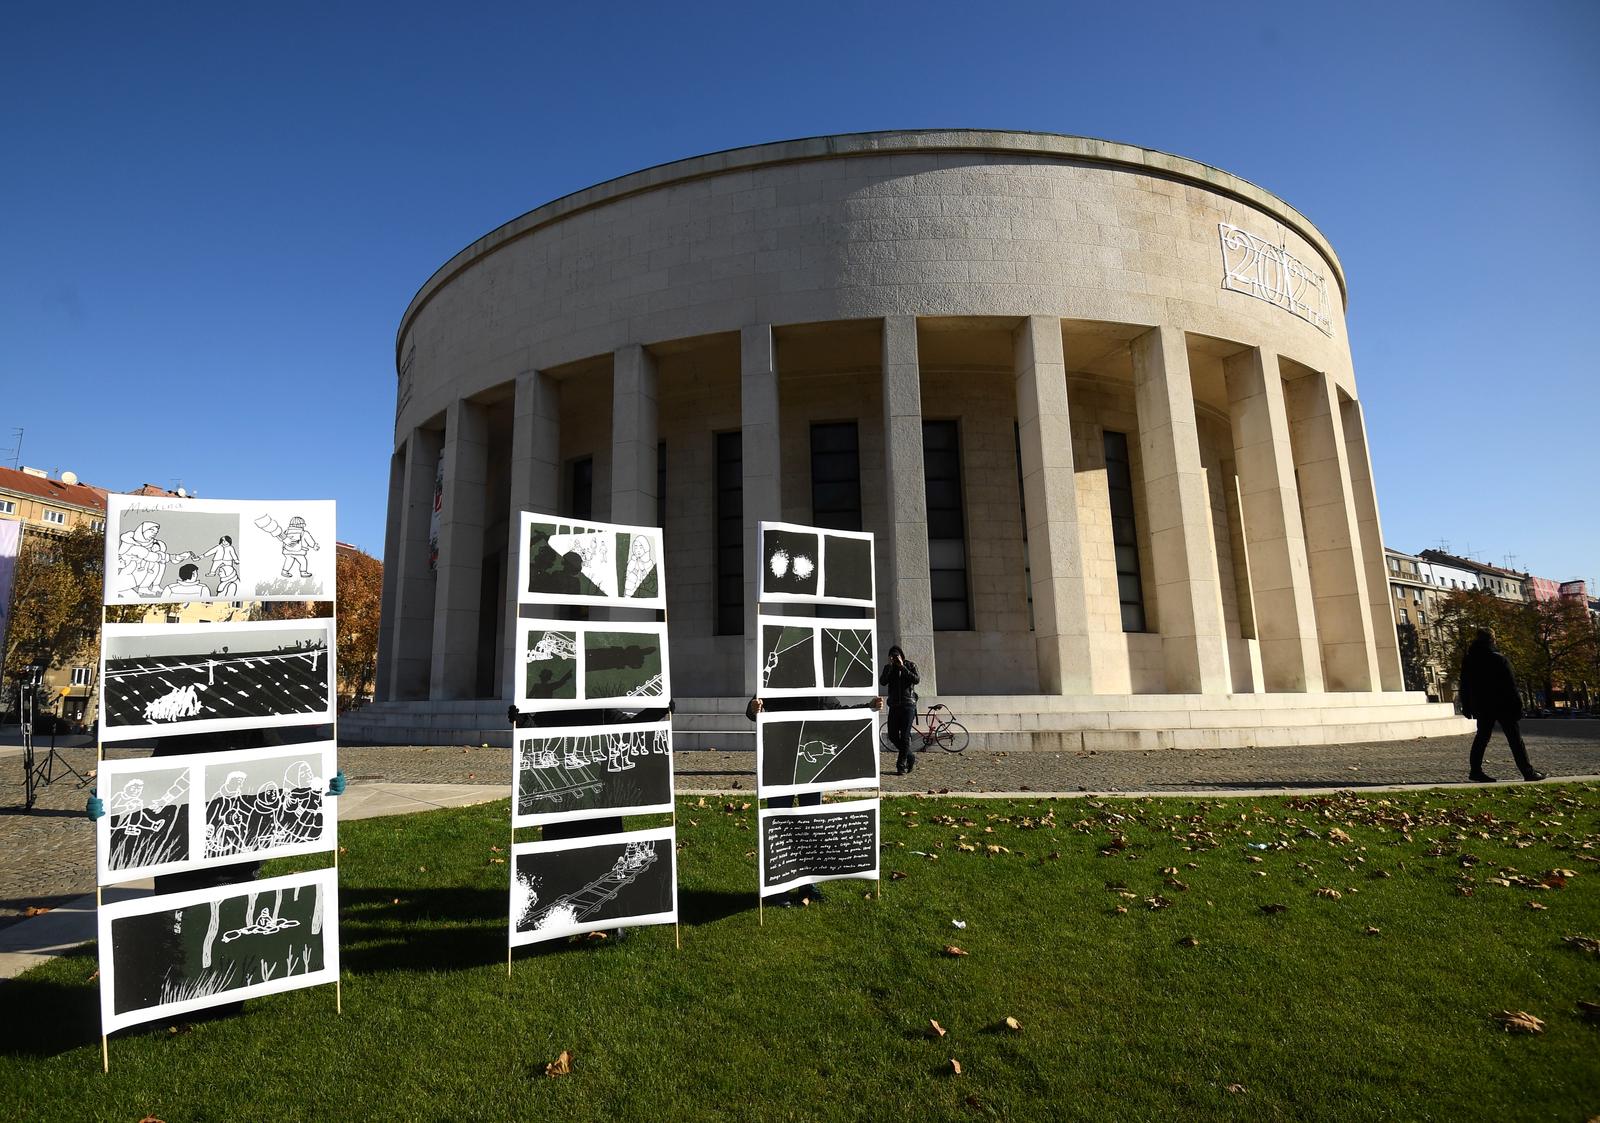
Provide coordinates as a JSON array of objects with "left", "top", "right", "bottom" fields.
[
  {"left": 879, "top": 644, "right": 921, "bottom": 775},
  {"left": 1458, "top": 629, "right": 1544, "bottom": 783}
]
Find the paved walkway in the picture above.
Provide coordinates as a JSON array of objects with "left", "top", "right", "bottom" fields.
[{"left": 2, "top": 721, "right": 1596, "bottom": 977}]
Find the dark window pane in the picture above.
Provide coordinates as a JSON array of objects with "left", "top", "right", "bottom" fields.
[
  {"left": 1104, "top": 430, "right": 1145, "bottom": 633},
  {"left": 715, "top": 431, "right": 743, "bottom": 635}
]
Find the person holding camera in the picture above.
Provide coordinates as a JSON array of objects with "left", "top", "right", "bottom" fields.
[{"left": 879, "top": 644, "right": 921, "bottom": 776}]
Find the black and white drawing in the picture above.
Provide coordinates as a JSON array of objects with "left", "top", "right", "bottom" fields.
[
  {"left": 97, "top": 868, "right": 339, "bottom": 1033},
  {"left": 756, "top": 709, "right": 880, "bottom": 799},
  {"left": 200, "top": 745, "right": 336, "bottom": 862},
  {"left": 96, "top": 764, "right": 191, "bottom": 880},
  {"left": 758, "top": 799, "right": 880, "bottom": 895},
  {"left": 509, "top": 828, "right": 677, "bottom": 946},
  {"left": 515, "top": 619, "right": 671, "bottom": 711},
  {"left": 104, "top": 496, "right": 336, "bottom": 604},
  {"left": 513, "top": 720, "right": 674, "bottom": 827},
  {"left": 96, "top": 743, "right": 337, "bottom": 882},
  {"left": 517, "top": 512, "right": 665, "bottom": 609},
  {"left": 757, "top": 616, "right": 878, "bottom": 698},
  {"left": 759, "top": 521, "right": 875, "bottom": 607},
  {"left": 99, "top": 620, "right": 337, "bottom": 742}
]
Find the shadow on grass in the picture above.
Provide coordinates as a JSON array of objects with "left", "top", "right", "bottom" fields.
[
  {"left": 678, "top": 888, "right": 754, "bottom": 926},
  {"left": 0, "top": 948, "right": 98, "bottom": 1057},
  {"left": 337, "top": 887, "right": 505, "bottom": 975}
]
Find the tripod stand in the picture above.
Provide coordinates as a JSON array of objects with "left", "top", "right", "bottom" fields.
[{"left": 18, "top": 672, "right": 89, "bottom": 812}]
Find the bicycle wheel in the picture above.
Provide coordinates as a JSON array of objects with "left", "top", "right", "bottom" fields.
[
  {"left": 932, "top": 720, "right": 969, "bottom": 754},
  {"left": 880, "top": 721, "right": 896, "bottom": 753}
]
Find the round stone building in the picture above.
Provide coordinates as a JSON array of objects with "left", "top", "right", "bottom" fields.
[{"left": 357, "top": 130, "right": 1469, "bottom": 750}]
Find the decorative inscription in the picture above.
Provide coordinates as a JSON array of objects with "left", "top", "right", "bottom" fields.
[{"left": 1218, "top": 223, "right": 1332, "bottom": 336}]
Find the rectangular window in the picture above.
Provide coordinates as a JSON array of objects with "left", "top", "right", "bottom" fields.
[
  {"left": 0, "top": 499, "right": 15, "bottom": 514},
  {"left": 1418, "top": 610, "right": 1427, "bottom": 626},
  {"left": 43, "top": 509, "right": 66, "bottom": 525},
  {"left": 90, "top": 519, "right": 105, "bottom": 531},
  {"left": 1104, "top": 430, "right": 1147, "bottom": 633},
  {"left": 923, "top": 420, "right": 970, "bottom": 631},
  {"left": 809, "top": 422, "right": 862, "bottom": 531},
  {"left": 569, "top": 457, "right": 593, "bottom": 521},
  {"left": 715, "top": 431, "right": 743, "bottom": 635},
  {"left": 165, "top": 612, "right": 180, "bottom": 624},
  {"left": 70, "top": 666, "right": 91, "bottom": 686}
]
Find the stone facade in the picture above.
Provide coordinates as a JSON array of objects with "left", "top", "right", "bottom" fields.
[{"left": 360, "top": 130, "right": 1469, "bottom": 749}]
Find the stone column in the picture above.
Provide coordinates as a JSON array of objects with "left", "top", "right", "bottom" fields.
[
  {"left": 1284, "top": 370, "right": 1380, "bottom": 691},
  {"left": 1224, "top": 347, "right": 1325, "bottom": 692},
  {"left": 1341, "top": 394, "right": 1404, "bottom": 691},
  {"left": 742, "top": 325, "right": 781, "bottom": 693},
  {"left": 374, "top": 448, "right": 405, "bottom": 703},
  {"left": 1013, "top": 316, "right": 1093, "bottom": 694},
  {"left": 390, "top": 425, "right": 443, "bottom": 701},
  {"left": 1130, "top": 325, "right": 1230, "bottom": 694},
  {"left": 500, "top": 370, "right": 561, "bottom": 699},
  {"left": 611, "top": 344, "right": 659, "bottom": 529},
  {"left": 429, "top": 399, "right": 490, "bottom": 700},
  {"left": 881, "top": 315, "right": 937, "bottom": 693}
]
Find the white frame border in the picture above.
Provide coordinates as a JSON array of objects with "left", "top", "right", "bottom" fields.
[
  {"left": 756, "top": 708, "right": 880, "bottom": 799},
  {"left": 513, "top": 618, "right": 672, "bottom": 712},
  {"left": 757, "top": 520, "right": 876, "bottom": 608},
  {"left": 99, "top": 618, "right": 338, "bottom": 743},
  {"left": 515, "top": 511, "right": 667, "bottom": 610},
  {"left": 509, "top": 826, "right": 678, "bottom": 946},
  {"left": 96, "top": 742, "right": 338, "bottom": 884},
  {"left": 97, "top": 867, "right": 340, "bottom": 1034},
  {"left": 757, "top": 798, "right": 880, "bottom": 895},
  {"left": 512, "top": 719, "right": 675, "bottom": 827},
  {"left": 756, "top": 614, "right": 878, "bottom": 699}
]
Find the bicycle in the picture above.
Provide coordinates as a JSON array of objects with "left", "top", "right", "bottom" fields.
[{"left": 880, "top": 702, "right": 969, "bottom": 754}]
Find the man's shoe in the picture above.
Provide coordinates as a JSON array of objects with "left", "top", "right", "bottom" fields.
[
  {"left": 1522, "top": 771, "right": 1547, "bottom": 782},
  {"left": 1469, "top": 772, "right": 1497, "bottom": 783}
]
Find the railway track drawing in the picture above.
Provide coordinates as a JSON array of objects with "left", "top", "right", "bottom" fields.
[{"left": 510, "top": 830, "right": 677, "bottom": 945}]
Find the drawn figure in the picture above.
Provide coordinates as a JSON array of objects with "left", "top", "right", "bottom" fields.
[
  {"left": 108, "top": 779, "right": 163, "bottom": 836},
  {"left": 544, "top": 528, "right": 614, "bottom": 596},
  {"left": 271, "top": 515, "right": 320, "bottom": 577},
  {"left": 622, "top": 535, "right": 657, "bottom": 598},
  {"left": 142, "top": 682, "right": 208, "bottom": 723},
  {"left": 162, "top": 562, "right": 213, "bottom": 600},
  {"left": 200, "top": 535, "right": 240, "bottom": 596},
  {"left": 221, "top": 910, "right": 301, "bottom": 943},
  {"left": 116, "top": 521, "right": 194, "bottom": 597}
]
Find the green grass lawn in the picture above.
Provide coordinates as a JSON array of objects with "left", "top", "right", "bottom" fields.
[{"left": 4, "top": 784, "right": 1599, "bottom": 1122}]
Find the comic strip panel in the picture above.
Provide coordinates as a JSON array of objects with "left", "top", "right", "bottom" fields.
[
  {"left": 95, "top": 762, "right": 193, "bottom": 881},
  {"left": 509, "top": 828, "right": 677, "bottom": 946},
  {"left": 96, "top": 743, "right": 337, "bottom": 882},
  {"left": 513, "top": 720, "right": 674, "bottom": 827},
  {"left": 758, "top": 616, "right": 877, "bottom": 699},
  {"left": 514, "top": 620, "right": 670, "bottom": 712},
  {"left": 758, "top": 521, "right": 874, "bottom": 607},
  {"left": 98, "top": 868, "right": 339, "bottom": 1033},
  {"left": 756, "top": 709, "right": 880, "bottom": 799},
  {"left": 99, "top": 620, "right": 336, "bottom": 742},
  {"left": 105, "top": 496, "right": 334, "bottom": 604},
  {"left": 517, "top": 513, "right": 665, "bottom": 609},
  {"left": 758, "top": 799, "right": 880, "bottom": 895}
]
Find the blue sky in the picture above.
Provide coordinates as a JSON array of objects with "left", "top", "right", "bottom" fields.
[{"left": 4, "top": 1, "right": 1596, "bottom": 583}]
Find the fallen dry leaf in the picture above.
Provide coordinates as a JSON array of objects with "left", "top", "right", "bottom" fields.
[
  {"left": 1575, "top": 999, "right": 1600, "bottom": 1023},
  {"left": 1225, "top": 1083, "right": 1247, "bottom": 1094},
  {"left": 1004, "top": 1016, "right": 1022, "bottom": 1032},
  {"left": 928, "top": 1019, "right": 947, "bottom": 1038},
  {"left": 1178, "top": 936, "right": 1200, "bottom": 947},
  {"left": 23, "top": 906, "right": 51, "bottom": 918},
  {"left": 544, "top": 1049, "right": 573, "bottom": 1077},
  {"left": 890, "top": 870, "right": 908, "bottom": 881},
  {"left": 1528, "top": 901, "right": 1549, "bottom": 911},
  {"left": 1492, "top": 1010, "right": 1545, "bottom": 1034},
  {"left": 1561, "top": 935, "right": 1600, "bottom": 956},
  {"left": 1145, "top": 895, "right": 1173, "bottom": 911},
  {"left": 1315, "top": 887, "right": 1343, "bottom": 900},
  {"left": 949, "top": 1058, "right": 962, "bottom": 1076},
  {"left": 942, "top": 945, "right": 969, "bottom": 958},
  {"left": 1365, "top": 926, "right": 1382, "bottom": 936}
]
